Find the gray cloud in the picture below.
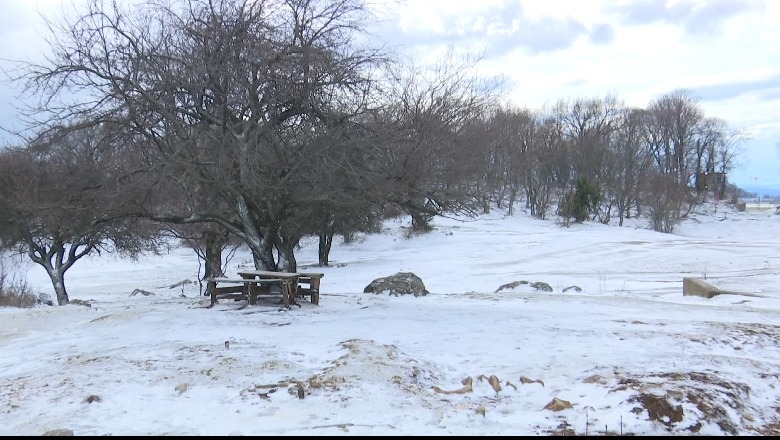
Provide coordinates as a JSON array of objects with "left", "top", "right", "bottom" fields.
[
  {"left": 609, "top": 0, "right": 687, "bottom": 24},
  {"left": 684, "top": 0, "right": 762, "bottom": 34},
  {"left": 609, "top": 0, "right": 764, "bottom": 35},
  {"left": 372, "top": 2, "right": 617, "bottom": 60},
  {"left": 487, "top": 16, "right": 589, "bottom": 57},
  {"left": 693, "top": 74, "right": 780, "bottom": 102},
  {"left": 589, "top": 23, "right": 615, "bottom": 45}
]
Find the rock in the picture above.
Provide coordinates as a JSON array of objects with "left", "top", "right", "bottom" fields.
[
  {"left": 68, "top": 299, "right": 91, "bottom": 307},
  {"left": 495, "top": 280, "right": 552, "bottom": 293},
  {"left": 42, "top": 429, "right": 74, "bottom": 436},
  {"left": 130, "top": 289, "right": 155, "bottom": 297},
  {"left": 530, "top": 282, "right": 552, "bottom": 292},
  {"left": 83, "top": 395, "right": 101, "bottom": 404},
  {"left": 175, "top": 383, "right": 189, "bottom": 394},
  {"left": 543, "top": 397, "right": 573, "bottom": 411},
  {"left": 488, "top": 375, "right": 502, "bottom": 394},
  {"left": 495, "top": 280, "right": 529, "bottom": 292},
  {"left": 432, "top": 376, "right": 473, "bottom": 395},
  {"left": 562, "top": 285, "right": 582, "bottom": 292},
  {"left": 37, "top": 292, "right": 53, "bottom": 306},
  {"left": 363, "top": 272, "right": 429, "bottom": 297},
  {"left": 519, "top": 375, "right": 545, "bottom": 386}
]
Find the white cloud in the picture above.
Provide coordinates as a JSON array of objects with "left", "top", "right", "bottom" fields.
[
  {"left": 375, "top": 0, "right": 780, "bottom": 187},
  {"left": 1, "top": 0, "right": 778, "bottom": 185}
]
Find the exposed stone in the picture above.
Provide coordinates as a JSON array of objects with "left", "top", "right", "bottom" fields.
[
  {"left": 431, "top": 376, "right": 473, "bottom": 395},
  {"left": 363, "top": 272, "right": 429, "bottom": 297},
  {"left": 83, "top": 395, "right": 101, "bottom": 404},
  {"left": 562, "top": 285, "right": 582, "bottom": 293},
  {"left": 530, "top": 282, "right": 552, "bottom": 292},
  {"left": 68, "top": 299, "right": 91, "bottom": 307},
  {"left": 494, "top": 280, "right": 529, "bottom": 292},
  {"left": 37, "top": 292, "right": 53, "bottom": 306},
  {"left": 42, "top": 429, "right": 74, "bottom": 436},
  {"left": 543, "top": 397, "right": 573, "bottom": 411},
  {"left": 519, "top": 375, "right": 545, "bottom": 387},
  {"left": 130, "top": 288, "right": 156, "bottom": 297},
  {"left": 495, "top": 280, "right": 553, "bottom": 293},
  {"left": 683, "top": 277, "right": 722, "bottom": 299}
]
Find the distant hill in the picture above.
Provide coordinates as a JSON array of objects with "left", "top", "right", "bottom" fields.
[{"left": 737, "top": 185, "right": 780, "bottom": 197}]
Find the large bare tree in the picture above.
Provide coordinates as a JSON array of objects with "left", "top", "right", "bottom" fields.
[{"left": 21, "top": 0, "right": 390, "bottom": 272}]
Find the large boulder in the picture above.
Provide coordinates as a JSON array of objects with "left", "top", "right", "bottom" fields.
[{"left": 363, "top": 272, "right": 429, "bottom": 297}]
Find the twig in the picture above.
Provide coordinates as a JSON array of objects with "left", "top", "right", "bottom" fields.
[
  {"left": 311, "top": 423, "right": 355, "bottom": 429},
  {"left": 310, "top": 423, "right": 395, "bottom": 430}
]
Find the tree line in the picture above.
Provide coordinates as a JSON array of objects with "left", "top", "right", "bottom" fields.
[{"left": 0, "top": 0, "right": 743, "bottom": 306}]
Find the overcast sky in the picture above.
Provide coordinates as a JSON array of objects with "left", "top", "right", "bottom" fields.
[{"left": 1, "top": 0, "right": 778, "bottom": 188}]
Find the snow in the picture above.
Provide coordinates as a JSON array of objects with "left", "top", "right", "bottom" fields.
[{"left": 2, "top": 203, "right": 780, "bottom": 435}]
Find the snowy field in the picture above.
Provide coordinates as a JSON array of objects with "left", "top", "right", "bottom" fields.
[{"left": 1, "top": 202, "right": 780, "bottom": 436}]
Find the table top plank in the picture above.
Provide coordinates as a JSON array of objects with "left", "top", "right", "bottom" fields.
[
  {"left": 208, "top": 277, "right": 288, "bottom": 283},
  {"left": 238, "top": 270, "right": 324, "bottom": 278},
  {"left": 238, "top": 270, "right": 300, "bottom": 278}
]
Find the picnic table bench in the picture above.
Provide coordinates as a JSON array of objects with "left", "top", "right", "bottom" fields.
[
  {"left": 294, "top": 272, "right": 325, "bottom": 305},
  {"left": 239, "top": 270, "right": 325, "bottom": 306}
]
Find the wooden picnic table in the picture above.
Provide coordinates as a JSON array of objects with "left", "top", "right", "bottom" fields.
[
  {"left": 237, "top": 270, "right": 299, "bottom": 308},
  {"left": 238, "top": 270, "right": 325, "bottom": 306}
]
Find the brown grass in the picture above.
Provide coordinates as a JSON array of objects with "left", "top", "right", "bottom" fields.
[{"left": 0, "top": 261, "right": 37, "bottom": 308}]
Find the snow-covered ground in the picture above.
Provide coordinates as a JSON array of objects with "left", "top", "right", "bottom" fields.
[{"left": 2, "top": 202, "right": 779, "bottom": 435}]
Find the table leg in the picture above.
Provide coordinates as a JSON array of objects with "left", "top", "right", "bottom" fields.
[
  {"left": 248, "top": 282, "right": 257, "bottom": 305},
  {"left": 282, "top": 281, "right": 290, "bottom": 308},
  {"left": 208, "top": 280, "right": 217, "bottom": 306},
  {"left": 291, "top": 276, "right": 300, "bottom": 305},
  {"left": 311, "top": 277, "right": 321, "bottom": 305}
]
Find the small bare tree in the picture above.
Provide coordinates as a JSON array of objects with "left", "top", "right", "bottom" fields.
[
  {"left": 0, "top": 125, "right": 163, "bottom": 305},
  {"left": 604, "top": 107, "right": 653, "bottom": 225},
  {"left": 377, "top": 48, "right": 502, "bottom": 230},
  {"left": 640, "top": 171, "right": 691, "bottom": 233}
]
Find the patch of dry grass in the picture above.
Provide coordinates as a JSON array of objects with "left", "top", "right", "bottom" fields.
[{"left": 0, "top": 260, "right": 37, "bottom": 308}]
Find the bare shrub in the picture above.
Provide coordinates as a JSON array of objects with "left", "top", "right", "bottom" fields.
[{"left": 0, "top": 259, "right": 37, "bottom": 308}]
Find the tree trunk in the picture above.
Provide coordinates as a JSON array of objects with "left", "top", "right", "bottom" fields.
[
  {"left": 235, "top": 195, "right": 277, "bottom": 271},
  {"left": 251, "top": 245, "right": 276, "bottom": 271},
  {"left": 276, "top": 241, "right": 297, "bottom": 272},
  {"left": 203, "top": 228, "right": 227, "bottom": 279},
  {"left": 411, "top": 212, "right": 431, "bottom": 231},
  {"left": 318, "top": 230, "right": 333, "bottom": 266},
  {"left": 507, "top": 188, "right": 517, "bottom": 216},
  {"left": 48, "top": 269, "right": 69, "bottom": 306}
]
